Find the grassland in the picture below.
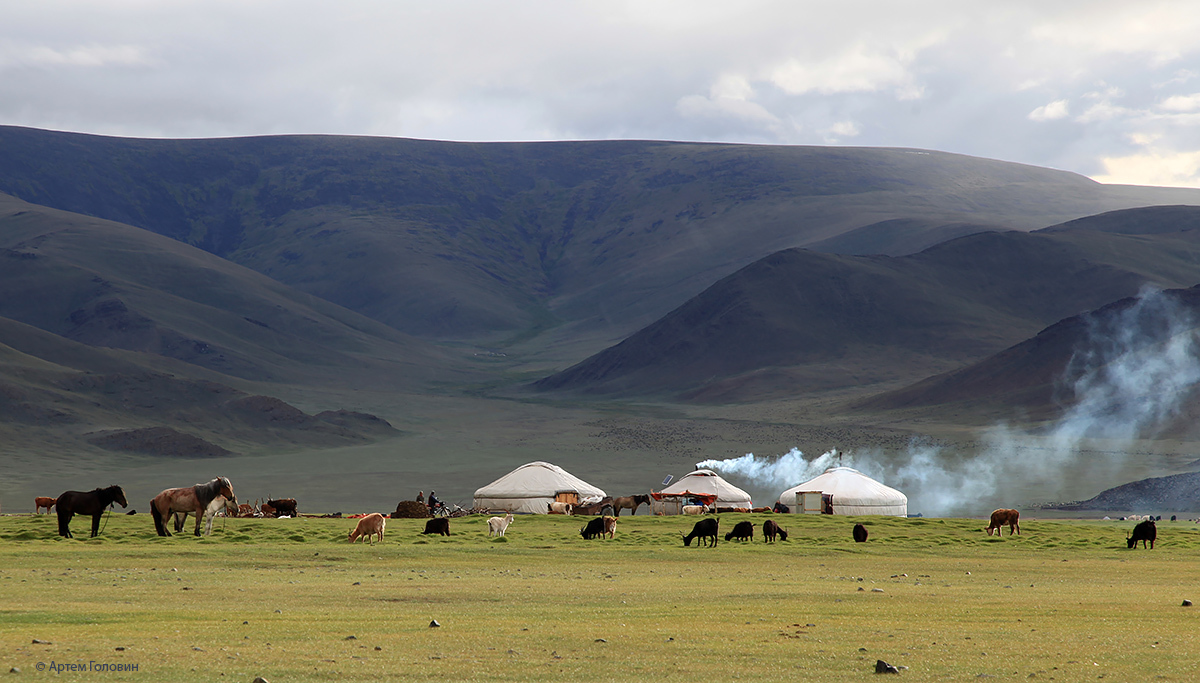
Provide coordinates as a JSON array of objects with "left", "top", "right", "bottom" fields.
[{"left": 3, "top": 513, "right": 1199, "bottom": 682}]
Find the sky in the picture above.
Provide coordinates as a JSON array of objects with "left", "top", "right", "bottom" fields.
[{"left": 5, "top": 1, "right": 1200, "bottom": 187}]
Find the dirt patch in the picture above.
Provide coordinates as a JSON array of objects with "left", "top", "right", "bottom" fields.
[{"left": 87, "top": 426, "right": 234, "bottom": 458}]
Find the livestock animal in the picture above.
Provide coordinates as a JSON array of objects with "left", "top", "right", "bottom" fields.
[
  {"left": 260, "top": 503, "right": 276, "bottom": 517},
  {"left": 763, "top": 519, "right": 788, "bottom": 543},
  {"left": 172, "top": 497, "right": 238, "bottom": 533},
  {"left": 682, "top": 504, "right": 709, "bottom": 515},
  {"left": 1128, "top": 520, "right": 1157, "bottom": 549},
  {"left": 572, "top": 497, "right": 614, "bottom": 516},
  {"left": 266, "top": 498, "right": 298, "bottom": 518},
  {"left": 773, "top": 501, "right": 790, "bottom": 513},
  {"left": 422, "top": 517, "right": 451, "bottom": 536},
  {"left": 682, "top": 517, "right": 720, "bottom": 547},
  {"left": 488, "top": 513, "right": 514, "bottom": 537},
  {"left": 603, "top": 515, "right": 618, "bottom": 538},
  {"left": 853, "top": 523, "right": 869, "bottom": 543},
  {"left": 986, "top": 508, "right": 1020, "bottom": 536},
  {"left": 349, "top": 513, "right": 386, "bottom": 544},
  {"left": 725, "top": 520, "right": 754, "bottom": 542},
  {"left": 580, "top": 516, "right": 606, "bottom": 540},
  {"left": 56, "top": 485, "right": 128, "bottom": 538},
  {"left": 547, "top": 502, "right": 573, "bottom": 515},
  {"left": 612, "top": 494, "right": 651, "bottom": 516},
  {"left": 34, "top": 496, "right": 56, "bottom": 514},
  {"left": 237, "top": 503, "right": 255, "bottom": 518},
  {"left": 151, "top": 477, "right": 235, "bottom": 537}
]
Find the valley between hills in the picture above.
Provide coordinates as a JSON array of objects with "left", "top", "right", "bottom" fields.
[{"left": 3, "top": 125, "right": 1200, "bottom": 516}]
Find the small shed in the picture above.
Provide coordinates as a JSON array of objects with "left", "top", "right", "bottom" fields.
[
  {"left": 473, "top": 461, "right": 606, "bottom": 514},
  {"left": 777, "top": 467, "right": 907, "bottom": 517}
]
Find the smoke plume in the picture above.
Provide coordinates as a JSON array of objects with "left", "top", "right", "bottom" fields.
[{"left": 700, "top": 287, "right": 1200, "bottom": 515}]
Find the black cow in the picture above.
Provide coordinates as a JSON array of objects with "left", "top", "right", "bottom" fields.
[
  {"left": 580, "top": 516, "right": 606, "bottom": 540},
  {"left": 763, "top": 519, "right": 788, "bottom": 543},
  {"left": 853, "top": 523, "right": 868, "bottom": 543},
  {"left": 683, "top": 517, "right": 720, "bottom": 547},
  {"left": 725, "top": 520, "right": 754, "bottom": 542},
  {"left": 1128, "top": 520, "right": 1156, "bottom": 549},
  {"left": 422, "top": 517, "right": 450, "bottom": 536}
]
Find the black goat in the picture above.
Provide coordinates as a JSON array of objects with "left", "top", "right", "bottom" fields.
[
  {"left": 763, "top": 519, "right": 788, "bottom": 542},
  {"left": 725, "top": 520, "right": 754, "bottom": 542},
  {"left": 580, "top": 516, "right": 606, "bottom": 540},
  {"left": 683, "top": 517, "right": 720, "bottom": 547},
  {"left": 1128, "top": 520, "right": 1156, "bottom": 549},
  {"left": 422, "top": 517, "right": 450, "bottom": 536},
  {"left": 853, "top": 523, "right": 868, "bottom": 543}
]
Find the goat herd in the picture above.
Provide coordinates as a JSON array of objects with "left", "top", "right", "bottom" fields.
[{"left": 31, "top": 483, "right": 1161, "bottom": 551}]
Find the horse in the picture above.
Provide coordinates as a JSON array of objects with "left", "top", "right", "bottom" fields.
[
  {"left": 611, "top": 494, "right": 651, "bottom": 517},
  {"left": 151, "top": 477, "right": 235, "bottom": 537},
  {"left": 35, "top": 496, "right": 57, "bottom": 514},
  {"left": 56, "top": 485, "right": 128, "bottom": 538},
  {"left": 172, "top": 497, "right": 238, "bottom": 532}
]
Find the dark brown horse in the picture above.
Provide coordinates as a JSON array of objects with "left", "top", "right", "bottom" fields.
[
  {"left": 611, "top": 494, "right": 651, "bottom": 516},
  {"left": 151, "top": 477, "right": 235, "bottom": 537},
  {"left": 56, "top": 485, "right": 128, "bottom": 538}
]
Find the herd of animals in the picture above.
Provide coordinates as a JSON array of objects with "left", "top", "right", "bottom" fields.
[{"left": 31, "top": 479, "right": 1163, "bottom": 550}]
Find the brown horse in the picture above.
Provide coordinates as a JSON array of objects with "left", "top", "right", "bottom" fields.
[
  {"left": 986, "top": 508, "right": 1020, "bottom": 536},
  {"left": 151, "top": 477, "right": 235, "bottom": 537},
  {"left": 35, "top": 496, "right": 57, "bottom": 514},
  {"left": 56, "top": 485, "right": 128, "bottom": 538},
  {"left": 611, "top": 494, "right": 651, "bottom": 517}
]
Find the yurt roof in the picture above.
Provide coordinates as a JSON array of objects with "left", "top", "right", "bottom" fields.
[
  {"left": 474, "top": 461, "right": 605, "bottom": 499},
  {"left": 658, "top": 469, "right": 753, "bottom": 503},
  {"left": 779, "top": 467, "right": 907, "bottom": 507}
]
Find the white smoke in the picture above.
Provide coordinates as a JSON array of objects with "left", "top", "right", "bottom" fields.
[{"left": 700, "top": 287, "right": 1200, "bottom": 516}]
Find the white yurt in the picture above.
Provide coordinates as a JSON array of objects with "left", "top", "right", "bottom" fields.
[
  {"left": 652, "top": 469, "right": 754, "bottom": 514},
  {"left": 777, "top": 467, "right": 907, "bottom": 517},
  {"left": 473, "top": 461, "right": 606, "bottom": 514}
]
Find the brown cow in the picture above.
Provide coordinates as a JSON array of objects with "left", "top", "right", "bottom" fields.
[
  {"left": 35, "top": 497, "right": 56, "bottom": 514},
  {"left": 986, "top": 509, "right": 1020, "bottom": 536}
]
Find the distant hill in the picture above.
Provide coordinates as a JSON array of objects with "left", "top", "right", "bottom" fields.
[
  {"left": 1047, "top": 471, "right": 1200, "bottom": 512},
  {"left": 4, "top": 126, "right": 1200, "bottom": 357},
  {"left": 536, "top": 208, "right": 1200, "bottom": 400}
]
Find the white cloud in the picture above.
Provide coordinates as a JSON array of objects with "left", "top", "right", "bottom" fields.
[
  {"left": 0, "top": 43, "right": 153, "bottom": 69},
  {"left": 768, "top": 45, "right": 916, "bottom": 97},
  {"left": 1092, "top": 149, "right": 1200, "bottom": 188},
  {"left": 1160, "top": 92, "right": 1200, "bottom": 112},
  {"left": 1029, "top": 99, "right": 1070, "bottom": 121}
]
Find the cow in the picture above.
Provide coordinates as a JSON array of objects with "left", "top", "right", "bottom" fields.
[
  {"left": 853, "top": 523, "right": 868, "bottom": 543},
  {"left": 580, "top": 516, "right": 606, "bottom": 540},
  {"left": 266, "top": 498, "right": 298, "bottom": 518},
  {"left": 1128, "top": 520, "right": 1156, "bottom": 549},
  {"left": 683, "top": 517, "right": 720, "bottom": 547},
  {"left": 422, "top": 517, "right": 451, "bottom": 536},
  {"left": 348, "top": 513, "right": 386, "bottom": 544},
  {"left": 488, "top": 513, "right": 513, "bottom": 537},
  {"left": 986, "top": 508, "right": 1020, "bottom": 536},
  {"left": 547, "top": 502, "right": 573, "bottom": 515},
  {"left": 603, "top": 515, "right": 617, "bottom": 539},
  {"left": 682, "top": 505, "right": 709, "bottom": 515},
  {"left": 725, "top": 520, "right": 754, "bottom": 542},
  {"left": 763, "top": 519, "right": 788, "bottom": 542},
  {"left": 34, "top": 497, "right": 56, "bottom": 514}
]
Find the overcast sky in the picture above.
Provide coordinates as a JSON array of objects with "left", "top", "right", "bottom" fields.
[{"left": 5, "top": 1, "right": 1200, "bottom": 187}]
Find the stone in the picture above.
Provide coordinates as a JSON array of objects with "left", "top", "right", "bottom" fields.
[
  {"left": 875, "top": 659, "right": 901, "bottom": 674},
  {"left": 429, "top": 620, "right": 441, "bottom": 628}
]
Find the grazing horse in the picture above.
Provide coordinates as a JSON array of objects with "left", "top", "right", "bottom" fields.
[
  {"left": 151, "top": 477, "right": 235, "bottom": 537},
  {"left": 56, "top": 485, "right": 128, "bottom": 538},
  {"left": 986, "top": 508, "right": 1020, "bottom": 536},
  {"left": 35, "top": 496, "right": 57, "bottom": 514},
  {"left": 612, "top": 494, "right": 651, "bottom": 517}
]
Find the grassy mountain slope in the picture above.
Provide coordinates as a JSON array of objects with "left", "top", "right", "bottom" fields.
[
  {"left": 536, "top": 207, "right": 1200, "bottom": 400},
  {"left": 4, "top": 126, "right": 1200, "bottom": 359},
  {"left": 0, "top": 191, "right": 466, "bottom": 390}
]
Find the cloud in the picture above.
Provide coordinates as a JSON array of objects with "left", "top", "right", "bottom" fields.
[
  {"left": 1160, "top": 92, "right": 1200, "bottom": 112},
  {"left": 1092, "top": 149, "right": 1200, "bottom": 187},
  {"left": 768, "top": 44, "right": 918, "bottom": 97},
  {"left": 1029, "top": 99, "right": 1070, "bottom": 121}
]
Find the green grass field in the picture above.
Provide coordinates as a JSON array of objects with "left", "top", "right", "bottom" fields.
[{"left": 3, "top": 513, "right": 1198, "bottom": 682}]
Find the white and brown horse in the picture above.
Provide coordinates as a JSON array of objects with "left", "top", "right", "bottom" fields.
[{"left": 151, "top": 477, "right": 235, "bottom": 537}]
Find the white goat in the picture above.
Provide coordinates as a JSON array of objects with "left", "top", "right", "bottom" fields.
[{"left": 488, "top": 513, "right": 514, "bottom": 537}]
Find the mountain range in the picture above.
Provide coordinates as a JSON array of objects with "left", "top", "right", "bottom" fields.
[{"left": 3, "top": 125, "right": 1200, "bottom": 512}]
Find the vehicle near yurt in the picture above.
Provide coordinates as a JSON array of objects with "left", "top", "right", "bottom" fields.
[
  {"left": 651, "top": 469, "right": 753, "bottom": 514},
  {"left": 776, "top": 467, "right": 907, "bottom": 517},
  {"left": 473, "top": 461, "right": 606, "bottom": 514}
]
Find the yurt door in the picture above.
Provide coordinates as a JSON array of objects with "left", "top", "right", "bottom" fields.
[
  {"left": 555, "top": 491, "right": 579, "bottom": 505},
  {"left": 798, "top": 491, "right": 823, "bottom": 514}
]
